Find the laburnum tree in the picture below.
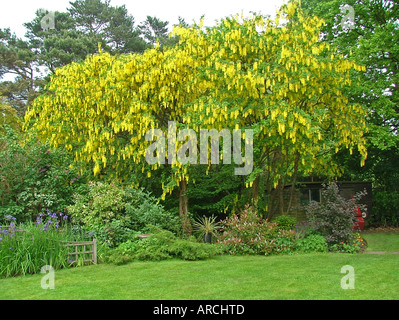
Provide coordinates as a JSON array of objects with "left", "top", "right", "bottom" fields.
[
  {"left": 24, "top": 1, "right": 368, "bottom": 234},
  {"left": 171, "top": 2, "right": 368, "bottom": 217}
]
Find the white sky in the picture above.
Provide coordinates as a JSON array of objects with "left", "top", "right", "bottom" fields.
[{"left": 0, "top": 0, "right": 286, "bottom": 38}]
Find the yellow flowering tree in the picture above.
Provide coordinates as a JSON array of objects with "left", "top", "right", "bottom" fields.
[
  {"left": 25, "top": 1, "right": 368, "bottom": 231},
  {"left": 172, "top": 1, "right": 368, "bottom": 216}
]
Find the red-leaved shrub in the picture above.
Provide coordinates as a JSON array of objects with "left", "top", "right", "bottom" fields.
[{"left": 217, "top": 205, "right": 295, "bottom": 255}]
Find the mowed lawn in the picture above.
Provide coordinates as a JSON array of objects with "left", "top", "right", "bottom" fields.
[{"left": 1, "top": 233, "right": 398, "bottom": 300}]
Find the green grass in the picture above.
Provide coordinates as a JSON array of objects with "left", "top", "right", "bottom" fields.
[
  {"left": 0, "top": 232, "right": 398, "bottom": 300},
  {"left": 363, "top": 232, "right": 399, "bottom": 253}
]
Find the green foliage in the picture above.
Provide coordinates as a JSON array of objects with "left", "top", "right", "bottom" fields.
[
  {"left": 67, "top": 182, "right": 181, "bottom": 247},
  {"left": 0, "top": 102, "right": 21, "bottom": 134},
  {"left": 138, "top": 16, "right": 177, "bottom": 48},
  {"left": 67, "top": 182, "right": 125, "bottom": 226},
  {"left": 217, "top": 205, "right": 296, "bottom": 255},
  {"left": 104, "top": 228, "right": 222, "bottom": 265},
  {"left": 0, "top": 29, "right": 41, "bottom": 114},
  {"left": 329, "top": 233, "right": 368, "bottom": 254},
  {"left": 371, "top": 191, "right": 399, "bottom": 227},
  {"left": 272, "top": 215, "right": 297, "bottom": 231},
  {"left": 305, "top": 182, "right": 367, "bottom": 246},
  {"left": 124, "top": 188, "right": 181, "bottom": 234},
  {"left": 299, "top": 0, "right": 399, "bottom": 192},
  {"left": 295, "top": 234, "right": 328, "bottom": 253},
  {"left": 0, "top": 215, "right": 79, "bottom": 278},
  {"left": 185, "top": 165, "right": 244, "bottom": 218},
  {"left": 0, "top": 127, "right": 86, "bottom": 223},
  {"left": 293, "top": 221, "right": 315, "bottom": 240}
]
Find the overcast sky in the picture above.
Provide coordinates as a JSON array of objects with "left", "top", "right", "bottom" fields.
[{"left": 0, "top": 0, "right": 286, "bottom": 38}]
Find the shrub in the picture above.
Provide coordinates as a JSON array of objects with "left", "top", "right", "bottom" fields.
[
  {"left": 305, "top": 182, "right": 367, "bottom": 247},
  {"left": 168, "top": 239, "right": 222, "bottom": 261},
  {"left": 295, "top": 234, "right": 328, "bottom": 253},
  {"left": 104, "top": 228, "right": 222, "bottom": 265},
  {"left": 0, "top": 127, "right": 86, "bottom": 223},
  {"left": 67, "top": 183, "right": 180, "bottom": 247},
  {"left": 272, "top": 215, "right": 297, "bottom": 231},
  {"left": 217, "top": 205, "right": 296, "bottom": 255},
  {"left": 67, "top": 182, "right": 125, "bottom": 226},
  {"left": 123, "top": 188, "right": 181, "bottom": 234}
]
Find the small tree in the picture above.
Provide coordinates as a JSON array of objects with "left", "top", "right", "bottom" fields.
[{"left": 305, "top": 182, "right": 367, "bottom": 246}]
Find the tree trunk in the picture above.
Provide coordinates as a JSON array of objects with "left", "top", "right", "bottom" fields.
[
  {"left": 252, "top": 175, "right": 260, "bottom": 206},
  {"left": 287, "top": 152, "right": 300, "bottom": 214},
  {"left": 278, "top": 180, "right": 285, "bottom": 215},
  {"left": 179, "top": 179, "right": 192, "bottom": 236}
]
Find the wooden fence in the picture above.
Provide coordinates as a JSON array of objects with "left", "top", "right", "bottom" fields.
[{"left": 63, "top": 240, "right": 97, "bottom": 265}]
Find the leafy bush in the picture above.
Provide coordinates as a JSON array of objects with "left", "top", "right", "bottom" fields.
[
  {"left": 67, "top": 182, "right": 125, "bottom": 226},
  {"left": 123, "top": 188, "right": 181, "bottom": 234},
  {"left": 305, "top": 182, "right": 367, "bottom": 247},
  {"left": 67, "top": 183, "right": 180, "bottom": 247},
  {"left": 272, "top": 215, "right": 297, "bottom": 231},
  {"left": 104, "top": 228, "right": 222, "bottom": 265},
  {"left": 0, "top": 127, "right": 86, "bottom": 223},
  {"left": 295, "top": 234, "right": 328, "bottom": 253},
  {"left": 217, "top": 205, "right": 296, "bottom": 255},
  {"left": 168, "top": 239, "right": 222, "bottom": 261}
]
